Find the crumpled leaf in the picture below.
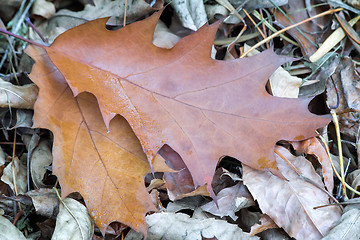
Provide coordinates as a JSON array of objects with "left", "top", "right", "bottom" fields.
[
  {"left": 243, "top": 146, "right": 341, "bottom": 240},
  {"left": 52, "top": 198, "right": 94, "bottom": 240},
  {"left": 269, "top": 67, "right": 302, "bottom": 98},
  {"left": 201, "top": 182, "right": 254, "bottom": 220},
  {"left": 26, "top": 188, "right": 59, "bottom": 218},
  {"left": 0, "top": 215, "right": 26, "bottom": 240},
  {"left": 250, "top": 214, "right": 279, "bottom": 236},
  {"left": 1, "top": 156, "right": 27, "bottom": 194},
  {"left": 170, "top": 0, "right": 208, "bottom": 31},
  {"left": 326, "top": 57, "right": 360, "bottom": 138},
  {"left": 124, "top": 212, "right": 259, "bottom": 240},
  {"left": 0, "top": 77, "right": 38, "bottom": 109},
  {"left": 346, "top": 169, "right": 360, "bottom": 198},
  {"left": 26, "top": 45, "right": 171, "bottom": 235},
  {"left": 322, "top": 206, "right": 360, "bottom": 239},
  {"left": 42, "top": 10, "right": 330, "bottom": 198},
  {"left": 291, "top": 137, "right": 334, "bottom": 193}
]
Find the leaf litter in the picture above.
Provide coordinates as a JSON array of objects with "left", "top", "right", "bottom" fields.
[{"left": 1, "top": 0, "right": 360, "bottom": 239}]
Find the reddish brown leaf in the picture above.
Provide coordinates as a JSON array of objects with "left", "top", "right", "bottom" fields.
[
  {"left": 291, "top": 137, "right": 334, "bottom": 192},
  {"left": 42, "top": 11, "right": 330, "bottom": 195},
  {"left": 26, "top": 46, "right": 170, "bottom": 235}
]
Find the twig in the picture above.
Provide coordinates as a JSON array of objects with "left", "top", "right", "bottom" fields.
[
  {"left": 0, "top": 28, "right": 46, "bottom": 47},
  {"left": 241, "top": 8, "right": 343, "bottom": 58}
]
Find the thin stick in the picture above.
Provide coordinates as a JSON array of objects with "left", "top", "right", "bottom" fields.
[
  {"left": 331, "top": 110, "right": 347, "bottom": 198},
  {"left": 240, "top": 8, "right": 343, "bottom": 58},
  {"left": 317, "top": 133, "right": 360, "bottom": 196},
  {"left": 0, "top": 28, "right": 46, "bottom": 47},
  {"left": 242, "top": 9, "right": 266, "bottom": 39},
  {"left": 123, "top": 0, "right": 128, "bottom": 27},
  {"left": 11, "top": 129, "right": 22, "bottom": 211}
]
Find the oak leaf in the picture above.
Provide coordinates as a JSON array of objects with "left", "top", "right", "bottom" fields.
[
  {"left": 42, "top": 10, "right": 330, "bottom": 194},
  {"left": 26, "top": 46, "right": 170, "bottom": 235}
]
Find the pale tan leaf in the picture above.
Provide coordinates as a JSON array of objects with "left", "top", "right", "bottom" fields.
[
  {"left": 201, "top": 182, "right": 255, "bottom": 220},
  {"left": 0, "top": 215, "right": 26, "bottom": 240},
  {"left": 124, "top": 212, "right": 259, "bottom": 240},
  {"left": 0, "top": 78, "right": 38, "bottom": 109},
  {"left": 26, "top": 188, "right": 59, "bottom": 218},
  {"left": 243, "top": 146, "right": 341, "bottom": 240},
  {"left": 52, "top": 198, "right": 94, "bottom": 240},
  {"left": 1, "top": 157, "right": 27, "bottom": 194},
  {"left": 322, "top": 206, "right": 360, "bottom": 240},
  {"left": 250, "top": 214, "right": 279, "bottom": 236}
]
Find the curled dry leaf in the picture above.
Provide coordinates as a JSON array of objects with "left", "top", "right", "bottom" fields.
[
  {"left": 124, "top": 212, "right": 259, "bottom": 240},
  {"left": 243, "top": 146, "right": 341, "bottom": 240},
  {"left": 0, "top": 77, "right": 38, "bottom": 109},
  {"left": 291, "top": 137, "right": 334, "bottom": 193},
  {"left": 170, "top": 0, "right": 207, "bottom": 31},
  {"left": 1, "top": 156, "right": 27, "bottom": 194},
  {"left": 0, "top": 147, "right": 5, "bottom": 166},
  {"left": 326, "top": 57, "right": 360, "bottom": 138},
  {"left": 26, "top": 188, "right": 59, "bottom": 218},
  {"left": 201, "top": 182, "right": 255, "bottom": 220},
  {"left": 52, "top": 198, "right": 94, "bottom": 240},
  {"left": 346, "top": 169, "right": 360, "bottom": 198},
  {"left": 0, "top": 215, "right": 26, "bottom": 240},
  {"left": 41, "top": 10, "right": 330, "bottom": 199},
  {"left": 31, "top": 0, "right": 56, "bottom": 19},
  {"left": 250, "top": 214, "right": 279, "bottom": 236},
  {"left": 29, "top": 139, "right": 53, "bottom": 189},
  {"left": 26, "top": 46, "right": 171, "bottom": 235}
]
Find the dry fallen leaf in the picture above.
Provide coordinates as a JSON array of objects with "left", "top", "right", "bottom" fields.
[
  {"left": 26, "top": 188, "right": 59, "bottom": 218},
  {"left": 124, "top": 212, "right": 259, "bottom": 240},
  {"left": 52, "top": 198, "right": 94, "bottom": 240},
  {"left": 42, "top": 10, "right": 330, "bottom": 197},
  {"left": 250, "top": 214, "right": 279, "bottom": 236},
  {"left": 0, "top": 77, "right": 38, "bottom": 109},
  {"left": 201, "top": 182, "right": 254, "bottom": 220},
  {"left": 0, "top": 215, "right": 27, "bottom": 240},
  {"left": 291, "top": 137, "right": 334, "bottom": 193},
  {"left": 243, "top": 146, "right": 341, "bottom": 240},
  {"left": 26, "top": 45, "right": 171, "bottom": 235},
  {"left": 322, "top": 206, "right": 360, "bottom": 240},
  {"left": 1, "top": 156, "right": 27, "bottom": 194}
]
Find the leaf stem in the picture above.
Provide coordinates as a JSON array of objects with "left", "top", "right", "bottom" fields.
[
  {"left": 240, "top": 8, "right": 343, "bottom": 58},
  {"left": 0, "top": 28, "right": 47, "bottom": 48}
]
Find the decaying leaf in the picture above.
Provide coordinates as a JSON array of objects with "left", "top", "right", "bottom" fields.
[
  {"left": 1, "top": 156, "right": 27, "bottom": 194},
  {"left": 346, "top": 169, "right": 360, "bottom": 198},
  {"left": 124, "top": 212, "right": 259, "bottom": 240},
  {"left": 170, "top": 0, "right": 207, "bottom": 31},
  {"left": 250, "top": 214, "right": 279, "bottom": 236},
  {"left": 52, "top": 198, "right": 94, "bottom": 240},
  {"left": 0, "top": 77, "right": 38, "bottom": 109},
  {"left": 26, "top": 188, "right": 59, "bottom": 218},
  {"left": 322, "top": 206, "right": 360, "bottom": 240},
  {"left": 326, "top": 56, "right": 360, "bottom": 138},
  {"left": 201, "top": 182, "right": 254, "bottom": 220},
  {"left": 243, "top": 146, "right": 341, "bottom": 240},
  {"left": 26, "top": 45, "right": 171, "bottom": 235},
  {"left": 291, "top": 137, "right": 334, "bottom": 192},
  {"left": 41, "top": 10, "right": 330, "bottom": 199},
  {"left": 0, "top": 215, "right": 26, "bottom": 240}
]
